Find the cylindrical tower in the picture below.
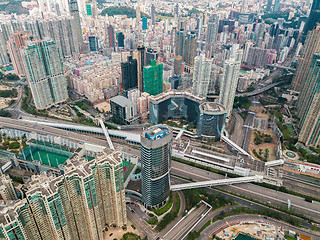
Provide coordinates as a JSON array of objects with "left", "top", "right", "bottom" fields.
[
  {"left": 198, "top": 102, "right": 227, "bottom": 141},
  {"left": 141, "top": 125, "right": 172, "bottom": 208}
]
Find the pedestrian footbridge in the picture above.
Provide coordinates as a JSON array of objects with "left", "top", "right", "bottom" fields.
[{"left": 170, "top": 175, "right": 263, "bottom": 191}]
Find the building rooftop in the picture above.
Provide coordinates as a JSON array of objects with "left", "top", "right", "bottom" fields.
[
  {"left": 199, "top": 102, "right": 226, "bottom": 113},
  {"left": 145, "top": 125, "right": 170, "bottom": 140},
  {"left": 111, "top": 96, "right": 133, "bottom": 108},
  {"left": 149, "top": 90, "right": 205, "bottom": 104}
]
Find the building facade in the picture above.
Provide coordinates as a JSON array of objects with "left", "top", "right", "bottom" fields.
[
  {"left": 20, "top": 39, "right": 68, "bottom": 109},
  {"left": 0, "top": 172, "right": 18, "bottom": 203},
  {"left": 110, "top": 96, "right": 138, "bottom": 125},
  {"left": 206, "top": 14, "right": 219, "bottom": 58},
  {"left": 218, "top": 49, "right": 243, "bottom": 119},
  {"left": 197, "top": 102, "right": 227, "bottom": 141},
  {"left": 298, "top": 53, "right": 320, "bottom": 147},
  {"left": 303, "top": 0, "right": 320, "bottom": 35},
  {"left": 192, "top": 54, "right": 212, "bottom": 98},
  {"left": 121, "top": 56, "right": 138, "bottom": 91},
  {"left": 143, "top": 60, "right": 163, "bottom": 96},
  {"left": 141, "top": 125, "right": 172, "bottom": 207},
  {"left": 291, "top": 26, "right": 320, "bottom": 92},
  {"left": 0, "top": 149, "right": 126, "bottom": 240}
]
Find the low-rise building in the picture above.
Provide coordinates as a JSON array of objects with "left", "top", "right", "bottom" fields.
[{"left": 110, "top": 96, "right": 139, "bottom": 125}]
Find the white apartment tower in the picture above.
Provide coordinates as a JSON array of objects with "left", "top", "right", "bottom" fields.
[
  {"left": 218, "top": 49, "right": 243, "bottom": 119},
  {"left": 192, "top": 54, "right": 213, "bottom": 98}
]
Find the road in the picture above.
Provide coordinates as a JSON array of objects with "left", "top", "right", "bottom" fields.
[
  {"left": 207, "top": 70, "right": 283, "bottom": 99},
  {"left": 171, "top": 161, "right": 320, "bottom": 222},
  {"left": 162, "top": 203, "right": 208, "bottom": 240},
  {"left": 200, "top": 214, "right": 320, "bottom": 239},
  {"left": 2, "top": 117, "right": 319, "bottom": 221},
  {"left": 230, "top": 111, "right": 244, "bottom": 146},
  {"left": 241, "top": 112, "right": 255, "bottom": 151},
  {"left": 171, "top": 175, "right": 319, "bottom": 237},
  {"left": 126, "top": 206, "right": 157, "bottom": 239}
]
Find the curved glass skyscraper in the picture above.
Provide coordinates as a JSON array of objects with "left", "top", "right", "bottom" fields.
[{"left": 141, "top": 125, "right": 172, "bottom": 207}]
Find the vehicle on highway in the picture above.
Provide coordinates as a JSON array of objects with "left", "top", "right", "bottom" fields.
[
  {"left": 266, "top": 201, "right": 271, "bottom": 204},
  {"left": 249, "top": 203, "right": 253, "bottom": 206},
  {"left": 305, "top": 198, "right": 313, "bottom": 203}
]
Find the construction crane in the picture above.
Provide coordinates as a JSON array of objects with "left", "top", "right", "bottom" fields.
[{"left": 225, "top": 220, "right": 238, "bottom": 232}]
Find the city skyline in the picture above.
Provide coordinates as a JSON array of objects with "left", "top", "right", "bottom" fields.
[{"left": 0, "top": 0, "right": 319, "bottom": 239}]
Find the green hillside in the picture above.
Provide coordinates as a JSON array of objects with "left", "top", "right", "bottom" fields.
[{"left": 101, "top": 6, "right": 149, "bottom": 18}]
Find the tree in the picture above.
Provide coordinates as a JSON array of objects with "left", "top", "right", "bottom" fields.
[
  {"left": 5, "top": 73, "right": 19, "bottom": 80},
  {"left": 254, "top": 136, "right": 262, "bottom": 145},
  {"left": 278, "top": 97, "right": 287, "bottom": 104}
]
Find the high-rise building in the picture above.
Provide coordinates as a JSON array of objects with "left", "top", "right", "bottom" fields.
[
  {"left": 47, "top": 17, "right": 80, "bottom": 58},
  {"left": 245, "top": 47, "right": 269, "bottom": 67},
  {"left": 0, "top": 22, "right": 13, "bottom": 42},
  {"left": 266, "top": 0, "right": 273, "bottom": 11},
  {"left": 218, "top": 49, "right": 243, "bottom": 119},
  {"left": 291, "top": 26, "right": 320, "bottom": 92},
  {"left": 121, "top": 56, "right": 138, "bottom": 90},
  {"left": 142, "top": 17, "right": 148, "bottom": 30},
  {"left": 136, "top": 5, "right": 141, "bottom": 22},
  {"left": 184, "top": 31, "right": 197, "bottom": 66},
  {"left": 0, "top": 32, "right": 9, "bottom": 66},
  {"left": 141, "top": 125, "right": 172, "bottom": 207},
  {"left": 20, "top": 40, "right": 68, "bottom": 109},
  {"left": 146, "top": 48, "right": 158, "bottom": 65},
  {"left": 273, "top": 0, "right": 280, "bottom": 11},
  {"left": 151, "top": 4, "right": 156, "bottom": 25},
  {"left": 174, "top": 4, "right": 179, "bottom": 17},
  {"left": 256, "top": 22, "right": 266, "bottom": 48},
  {"left": 192, "top": 54, "right": 212, "bottom": 98},
  {"left": 297, "top": 52, "right": 320, "bottom": 124},
  {"left": 206, "top": 14, "right": 219, "bottom": 58},
  {"left": 175, "top": 30, "right": 197, "bottom": 66},
  {"left": 86, "top": 2, "right": 92, "bottom": 15},
  {"left": 0, "top": 149, "right": 127, "bottom": 240},
  {"left": 108, "top": 25, "right": 115, "bottom": 48},
  {"left": 69, "top": 0, "right": 83, "bottom": 44},
  {"left": 137, "top": 45, "right": 146, "bottom": 92},
  {"left": 117, "top": 32, "right": 125, "bottom": 48},
  {"left": 303, "top": 0, "right": 320, "bottom": 35},
  {"left": 297, "top": 53, "right": 320, "bottom": 147},
  {"left": 174, "top": 55, "right": 183, "bottom": 75},
  {"left": 0, "top": 172, "right": 18, "bottom": 203},
  {"left": 89, "top": 36, "right": 99, "bottom": 51},
  {"left": 242, "top": 41, "right": 254, "bottom": 62},
  {"left": 7, "top": 31, "right": 29, "bottom": 77},
  {"left": 143, "top": 60, "right": 163, "bottom": 96},
  {"left": 175, "top": 30, "right": 185, "bottom": 57}
]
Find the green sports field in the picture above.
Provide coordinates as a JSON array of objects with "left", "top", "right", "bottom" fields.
[{"left": 25, "top": 149, "right": 69, "bottom": 168}]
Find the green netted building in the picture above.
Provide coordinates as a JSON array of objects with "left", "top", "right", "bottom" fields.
[{"left": 143, "top": 60, "right": 163, "bottom": 96}]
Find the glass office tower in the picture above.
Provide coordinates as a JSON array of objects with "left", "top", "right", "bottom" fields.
[{"left": 141, "top": 125, "right": 172, "bottom": 207}]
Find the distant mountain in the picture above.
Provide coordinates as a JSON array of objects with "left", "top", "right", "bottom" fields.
[
  {"left": 0, "top": 0, "right": 29, "bottom": 15},
  {"left": 100, "top": 6, "right": 149, "bottom": 18}
]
